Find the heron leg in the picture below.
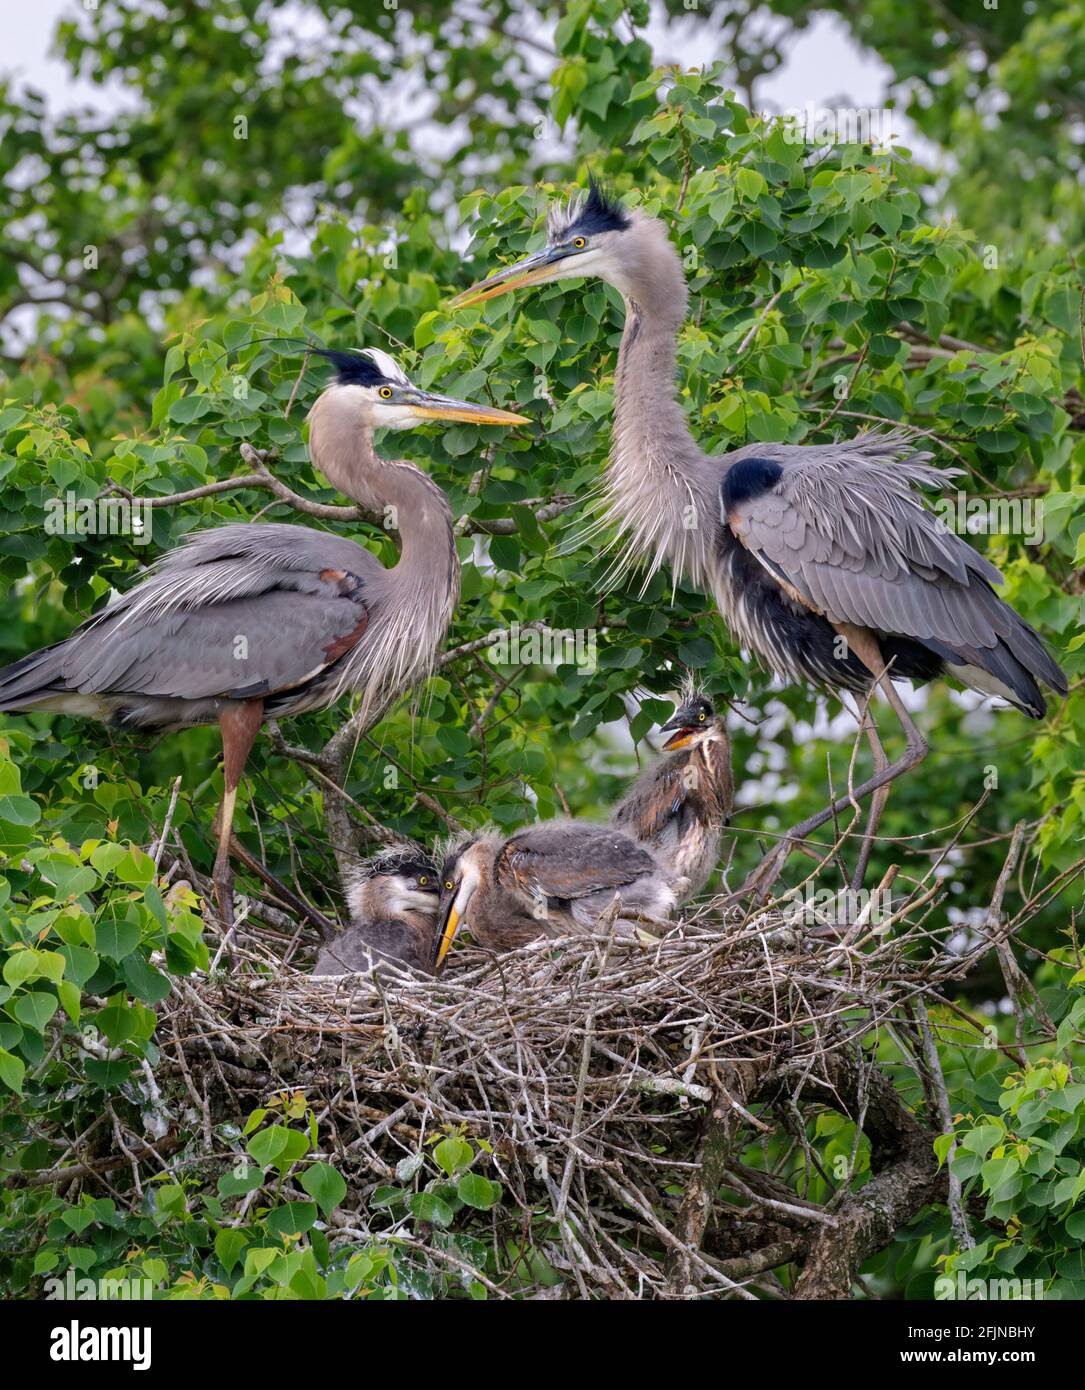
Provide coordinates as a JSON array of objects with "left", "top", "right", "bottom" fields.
[
  {"left": 224, "top": 831, "right": 336, "bottom": 941},
  {"left": 213, "top": 699, "right": 264, "bottom": 943},
  {"left": 849, "top": 701, "right": 890, "bottom": 892},
  {"left": 736, "top": 629, "right": 928, "bottom": 902}
]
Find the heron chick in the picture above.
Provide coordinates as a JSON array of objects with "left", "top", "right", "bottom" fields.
[
  {"left": 313, "top": 845, "right": 439, "bottom": 977},
  {"left": 433, "top": 821, "right": 676, "bottom": 968},
  {"left": 611, "top": 688, "right": 733, "bottom": 900}
]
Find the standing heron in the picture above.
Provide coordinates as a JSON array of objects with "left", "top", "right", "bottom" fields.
[
  {"left": 611, "top": 687, "right": 733, "bottom": 900},
  {"left": 313, "top": 844, "right": 439, "bottom": 977},
  {"left": 0, "top": 347, "right": 526, "bottom": 929},
  {"left": 433, "top": 821, "right": 675, "bottom": 967},
  {"left": 453, "top": 182, "right": 1067, "bottom": 885}
]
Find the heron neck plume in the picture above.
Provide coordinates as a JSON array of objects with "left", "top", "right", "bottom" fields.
[
  {"left": 602, "top": 217, "right": 718, "bottom": 592},
  {"left": 308, "top": 391, "right": 459, "bottom": 713}
]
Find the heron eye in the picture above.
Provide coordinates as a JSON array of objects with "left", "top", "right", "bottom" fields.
[
  {"left": 445, "top": 880, "right": 454, "bottom": 891},
  {"left": 418, "top": 875, "right": 428, "bottom": 886},
  {"left": 698, "top": 711, "right": 706, "bottom": 721},
  {"left": 378, "top": 386, "right": 393, "bottom": 399},
  {"left": 572, "top": 236, "right": 587, "bottom": 249}
]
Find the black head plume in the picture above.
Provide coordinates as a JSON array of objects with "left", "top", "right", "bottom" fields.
[
  {"left": 309, "top": 346, "right": 410, "bottom": 388},
  {"left": 548, "top": 175, "right": 631, "bottom": 242}
]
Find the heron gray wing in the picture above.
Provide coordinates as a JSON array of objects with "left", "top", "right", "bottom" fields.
[
  {"left": 722, "top": 436, "right": 1033, "bottom": 652},
  {"left": 498, "top": 822, "right": 659, "bottom": 901},
  {"left": 55, "top": 523, "right": 379, "bottom": 699},
  {"left": 611, "top": 759, "right": 692, "bottom": 843},
  {"left": 57, "top": 588, "right": 370, "bottom": 700},
  {"left": 109, "top": 522, "right": 381, "bottom": 624}
]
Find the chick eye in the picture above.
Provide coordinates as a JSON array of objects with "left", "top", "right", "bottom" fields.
[
  {"left": 418, "top": 875, "right": 428, "bottom": 886},
  {"left": 378, "top": 385, "right": 393, "bottom": 399},
  {"left": 573, "top": 236, "right": 587, "bottom": 249},
  {"left": 445, "top": 880, "right": 454, "bottom": 891},
  {"left": 698, "top": 711, "right": 706, "bottom": 721}
]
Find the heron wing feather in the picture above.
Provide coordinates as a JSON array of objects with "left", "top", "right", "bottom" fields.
[
  {"left": 611, "top": 760, "right": 695, "bottom": 842},
  {"left": 498, "top": 823, "right": 659, "bottom": 900},
  {"left": 724, "top": 438, "right": 1013, "bottom": 648},
  {"left": 55, "top": 524, "right": 378, "bottom": 699}
]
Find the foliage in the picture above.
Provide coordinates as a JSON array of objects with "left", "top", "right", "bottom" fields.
[
  {"left": 746, "top": 0, "right": 1085, "bottom": 246},
  {"left": 0, "top": 0, "right": 1082, "bottom": 1299}
]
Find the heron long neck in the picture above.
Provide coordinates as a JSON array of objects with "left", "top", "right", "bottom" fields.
[
  {"left": 604, "top": 234, "right": 717, "bottom": 591},
  {"left": 362, "top": 446, "right": 460, "bottom": 708},
  {"left": 309, "top": 406, "right": 459, "bottom": 711}
]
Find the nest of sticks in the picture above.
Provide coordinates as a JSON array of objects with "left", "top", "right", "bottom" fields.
[{"left": 157, "top": 837, "right": 1046, "bottom": 1300}]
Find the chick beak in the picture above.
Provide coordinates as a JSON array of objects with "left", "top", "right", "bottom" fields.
[
  {"left": 434, "top": 904, "right": 460, "bottom": 969},
  {"left": 660, "top": 710, "right": 697, "bottom": 751}
]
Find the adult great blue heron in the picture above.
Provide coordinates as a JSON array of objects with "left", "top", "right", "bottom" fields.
[
  {"left": 0, "top": 347, "right": 526, "bottom": 929},
  {"left": 454, "top": 183, "right": 1067, "bottom": 884},
  {"left": 313, "top": 844, "right": 439, "bottom": 977},
  {"left": 611, "top": 689, "right": 733, "bottom": 900},
  {"left": 433, "top": 821, "right": 675, "bottom": 967}
]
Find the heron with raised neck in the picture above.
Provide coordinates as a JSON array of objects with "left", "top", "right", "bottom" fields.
[{"left": 453, "top": 182, "right": 1066, "bottom": 889}]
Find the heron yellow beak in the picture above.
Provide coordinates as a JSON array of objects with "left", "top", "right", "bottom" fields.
[
  {"left": 434, "top": 904, "right": 460, "bottom": 969},
  {"left": 662, "top": 730, "right": 693, "bottom": 751},
  {"left": 450, "top": 246, "right": 579, "bottom": 308},
  {"left": 407, "top": 392, "right": 529, "bottom": 426}
]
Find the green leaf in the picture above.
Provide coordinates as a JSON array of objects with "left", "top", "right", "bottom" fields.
[
  {"left": 0, "top": 1047, "right": 25, "bottom": 1094},
  {"left": 677, "top": 638, "right": 714, "bottom": 667},
  {"left": 113, "top": 848, "right": 157, "bottom": 888},
  {"left": 247, "top": 1124, "right": 309, "bottom": 1170},
  {"left": 94, "top": 918, "right": 140, "bottom": 962},
  {"left": 168, "top": 394, "right": 213, "bottom": 424},
  {"left": 299, "top": 1161, "right": 347, "bottom": 1218},
  {"left": 0, "top": 795, "right": 40, "bottom": 826},
  {"left": 409, "top": 1192, "right": 454, "bottom": 1227},
  {"left": 456, "top": 1173, "right": 501, "bottom": 1211},
  {"left": 56, "top": 980, "right": 81, "bottom": 1024},
  {"left": 433, "top": 1136, "right": 474, "bottom": 1177},
  {"left": 13, "top": 991, "right": 59, "bottom": 1033},
  {"left": 84, "top": 1057, "right": 134, "bottom": 1089},
  {"left": 120, "top": 954, "right": 171, "bottom": 1004},
  {"left": 266, "top": 1201, "right": 317, "bottom": 1238},
  {"left": 218, "top": 1165, "right": 265, "bottom": 1198},
  {"left": 960, "top": 1123, "right": 1004, "bottom": 1157},
  {"left": 214, "top": 1228, "right": 249, "bottom": 1274}
]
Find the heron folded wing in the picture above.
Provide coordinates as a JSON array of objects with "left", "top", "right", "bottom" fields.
[
  {"left": 725, "top": 437, "right": 998, "bottom": 572},
  {"left": 612, "top": 761, "right": 696, "bottom": 842},
  {"left": 56, "top": 587, "right": 370, "bottom": 701},
  {"left": 498, "top": 822, "right": 660, "bottom": 901},
  {"left": 723, "top": 440, "right": 1015, "bottom": 650},
  {"left": 106, "top": 522, "right": 380, "bottom": 625}
]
